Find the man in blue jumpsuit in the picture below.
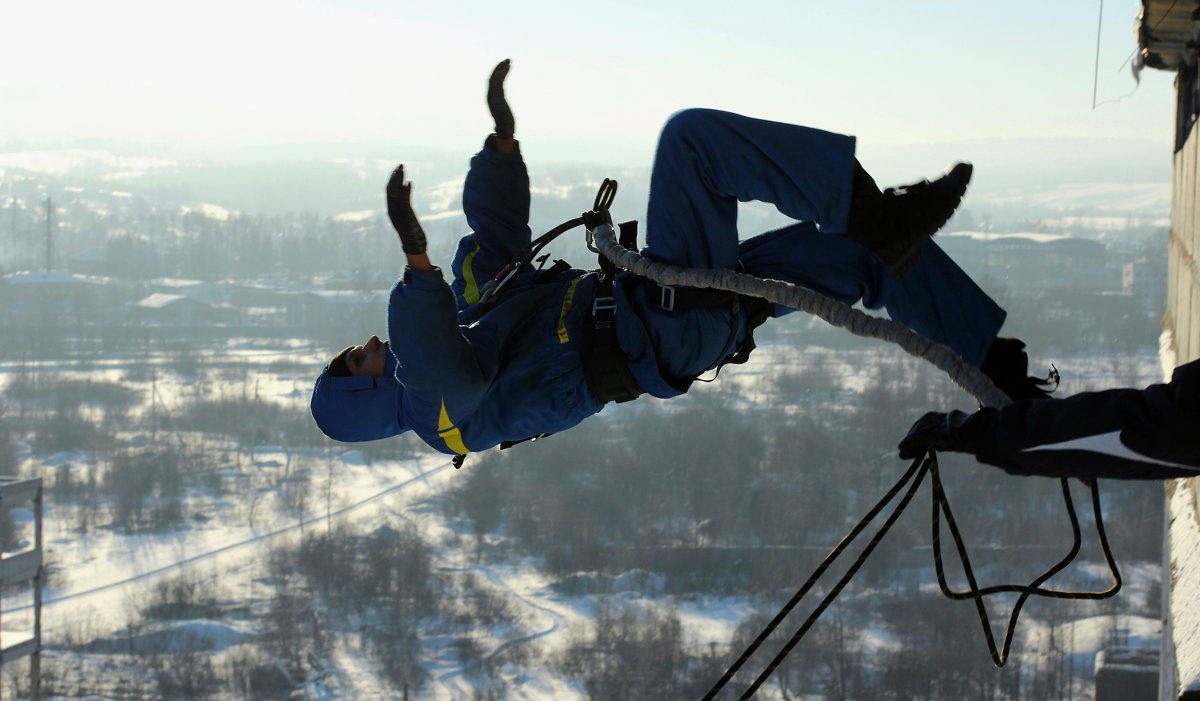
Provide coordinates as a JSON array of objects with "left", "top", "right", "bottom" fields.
[{"left": 310, "top": 61, "right": 1042, "bottom": 461}]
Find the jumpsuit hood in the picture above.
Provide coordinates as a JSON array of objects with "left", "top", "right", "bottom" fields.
[{"left": 310, "top": 354, "right": 406, "bottom": 443}]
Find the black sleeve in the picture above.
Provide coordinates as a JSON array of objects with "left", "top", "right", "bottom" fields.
[{"left": 973, "top": 359, "right": 1200, "bottom": 480}]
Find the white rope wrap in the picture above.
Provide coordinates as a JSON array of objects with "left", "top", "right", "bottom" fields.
[{"left": 591, "top": 223, "right": 1010, "bottom": 409}]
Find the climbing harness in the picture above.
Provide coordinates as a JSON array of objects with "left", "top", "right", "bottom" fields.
[
  {"left": 580, "top": 182, "right": 646, "bottom": 403},
  {"left": 582, "top": 222, "right": 1122, "bottom": 698},
  {"left": 582, "top": 181, "right": 771, "bottom": 399},
  {"left": 582, "top": 258, "right": 646, "bottom": 404},
  {"left": 463, "top": 176, "right": 1119, "bottom": 690},
  {"left": 473, "top": 179, "right": 769, "bottom": 404}
]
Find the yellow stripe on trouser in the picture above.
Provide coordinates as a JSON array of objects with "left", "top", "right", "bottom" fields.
[
  {"left": 438, "top": 398, "right": 470, "bottom": 455},
  {"left": 558, "top": 278, "right": 581, "bottom": 344}
]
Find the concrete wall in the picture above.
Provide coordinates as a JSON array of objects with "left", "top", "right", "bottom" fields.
[
  {"left": 1164, "top": 97, "right": 1200, "bottom": 701},
  {"left": 1169, "top": 116, "right": 1200, "bottom": 364}
]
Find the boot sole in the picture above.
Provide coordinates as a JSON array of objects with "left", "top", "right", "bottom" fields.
[{"left": 879, "top": 162, "right": 973, "bottom": 272}]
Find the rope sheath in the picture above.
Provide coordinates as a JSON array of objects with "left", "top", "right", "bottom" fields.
[{"left": 591, "top": 223, "right": 1011, "bottom": 409}]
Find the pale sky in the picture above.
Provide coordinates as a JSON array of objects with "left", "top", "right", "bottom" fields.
[{"left": 0, "top": 0, "right": 1179, "bottom": 168}]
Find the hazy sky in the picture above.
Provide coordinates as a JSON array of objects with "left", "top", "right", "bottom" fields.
[{"left": 0, "top": 0, "right": 1179, "bottom": 168}]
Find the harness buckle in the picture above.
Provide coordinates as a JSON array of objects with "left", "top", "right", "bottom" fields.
[
  {"left": 592, "top": 296, "right": 616, "bottom": 315},
  {"left": 658, "top": 284, "right": 676, "bottom": 312}
]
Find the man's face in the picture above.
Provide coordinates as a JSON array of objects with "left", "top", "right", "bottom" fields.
[{"left": 347, "top": 335, "right": 389, "bottom": 377}]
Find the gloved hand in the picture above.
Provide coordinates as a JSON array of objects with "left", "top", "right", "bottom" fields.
[
  {"left": 981, "top": 337, "right": 1057, "bottom": 400},
  {"left": 386, "top": 165, "right": 427, "bottom": 255},
  {"left": 581, "top": 207, "right": 612, "bottom": 231},
  {"left": 488, "top": 59, "right": 515, "bottom": 139},
  {"left": 897, "top": 409, "right": 990, "bottom": 460}
]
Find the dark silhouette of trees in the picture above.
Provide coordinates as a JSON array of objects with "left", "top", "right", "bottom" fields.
[{"left": 556, "top": 601, "right": 688, "bottom": 700}]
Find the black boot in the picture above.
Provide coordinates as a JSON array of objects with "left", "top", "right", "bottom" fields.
[
  {"left": 981, "top": 337, "right": 1058, "bottom": 401},
  {"left": 843, "top": 160, "right": 973, "bottom": 273}
]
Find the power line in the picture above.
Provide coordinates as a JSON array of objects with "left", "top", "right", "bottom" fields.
[{"left": 1093, "top": 0, "right": 1105, "bottom": 110}]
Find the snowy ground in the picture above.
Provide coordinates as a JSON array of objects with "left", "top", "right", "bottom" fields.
[{"left": 0, "top": 333, "right": 1167, "bottom": 699}]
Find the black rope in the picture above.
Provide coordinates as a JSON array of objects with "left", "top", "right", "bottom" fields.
[
  {"left": 476, "top": 178, "right": 617, "bottom": 310},
  {"left": 935, "top": 472, "right": 1120, "bottom": 600},
  {"left": 593, "top": 177, "right": 617, "bottom": 212},
  {"left": 930, "top": 457, "right": 1121, "bottom": 667},
  {"left": 702, "top": 455, "right": 930, "bottom": 701},
  {"left": 704, "top": 451, "right": 1122, "bottom": 699}
]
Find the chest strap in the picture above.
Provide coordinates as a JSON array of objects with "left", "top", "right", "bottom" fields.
[
  {"left": 643, "top": 280, "right": 741, "bottom": 312},
  {"left": 581, "top": 271, "right": 646, "bottom": 404}
]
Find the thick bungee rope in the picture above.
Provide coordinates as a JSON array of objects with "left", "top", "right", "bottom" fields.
[
  {"left": 583, "top": 211, "right": 1121, "bottom": 699},
  {"left": 590, "top": 221, "right": 1010, "bottom": 409}
]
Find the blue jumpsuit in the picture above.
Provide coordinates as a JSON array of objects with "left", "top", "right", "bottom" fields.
[{"left": 310, "top": 109, "right": 1007, "bottom": 455}]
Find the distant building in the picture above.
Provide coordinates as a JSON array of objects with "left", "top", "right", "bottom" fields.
[
  {"left": 0, "top": 270, "right": 130, "bottom": 319},
  {"left": 1131, "top": 257, "right": 1170, "bottom": 310},
  {"left": 66, "top": 247, "right": 108, "bottom": 276},
  {"left": 321, "top": 270, "right": 395, "bottom": 291},
  {"left": 130, "top": 292, "right": 235, "bottom": 325},
  {"left": 283, "top": 289, "right": 387, "bottom": 329},
  {"left": 938, "top": 232, "right": 1117, "bottom": 293},
  {"left": 228, "top": 282, "right": 298, "bottom": 326},
  {"left": 143, "top": 278, "right": 226, "bottom": 306},
  {"left": 1096, "top": 648, "right": 1159, "bottom": 701}
]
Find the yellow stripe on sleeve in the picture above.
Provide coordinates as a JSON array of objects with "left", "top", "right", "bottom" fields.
[
  {"left": 462, "top": 243, "right": 482, "bottom": 305},
  {"left": 437, "top": 398, "right": 470, "bottom": 455},
  {"left": 557, "top": 277, "right": 581, "bottom": 344}
]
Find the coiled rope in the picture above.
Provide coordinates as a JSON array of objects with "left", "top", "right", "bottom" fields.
[{"left": 586, "top": 220, "right": 1121, "bottom": 699}]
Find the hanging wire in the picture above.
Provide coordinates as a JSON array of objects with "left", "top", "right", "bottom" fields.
[
  {"left": 1111, "top": 0, "right": 1182, "bottom": 72},
  {"left": 1093, "top": 0, "right": 1105, "bottom": 109},
  {"left": 1093, "top": 0, "right": 1190, "bottom": 108}
]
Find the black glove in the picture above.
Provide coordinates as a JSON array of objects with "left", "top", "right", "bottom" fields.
[
  {"left": 386, "top": 165, "right": 427, "bottom": 255},
  {"left": 488, "top": 59, "right": 515, "bottom": 139},
  {"left": 981, "top": 337, "right": 1057, "bottom": 400},
  {"left": 581, "top": 207, "right": 612, "bottom": 231},
  {"left": 897, "top": 409, "right": 990, "bottom": 460}
]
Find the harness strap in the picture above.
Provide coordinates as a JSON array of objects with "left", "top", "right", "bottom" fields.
[
  {"left": 582, "top": 220, "right": 774, "bottom": 401},
  {"left": 643, "top": 280, "right": 739, "bottom": 312},
  {"left": 500, "top": 433, "right": 554, "bottom": 450},
  {"left": 724, "top": 293, "right": 772, "bottom": 366},
  {"left": 581, "top": 220, "right": 649, "bottom": 404},
  {"left": 581, "top": 271, "right": 646, "bottom": 404},
  {"left": 640, "top": 275, "right": 772, "bottom": 369}
]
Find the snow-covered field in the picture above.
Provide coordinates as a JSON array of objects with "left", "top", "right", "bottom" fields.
[
  {"left": 0, "top": 338, "right": 782, "bottom": 698},
  {"left": 0, "top": 331, "right": 1167, "bottom": 699},
  {"left": 0, "top": 153, "right": 1172, "bottom": 696}
]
